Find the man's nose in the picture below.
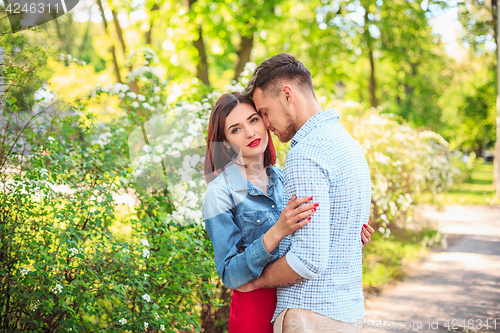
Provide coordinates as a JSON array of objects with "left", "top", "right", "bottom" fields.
[{"left": 263, "top": 116, "right": 271, "bottom": 129}]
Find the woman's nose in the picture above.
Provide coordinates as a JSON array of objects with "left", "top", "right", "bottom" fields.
[{"left": 246, "top": 127, "right": 256, "bottom": 138}]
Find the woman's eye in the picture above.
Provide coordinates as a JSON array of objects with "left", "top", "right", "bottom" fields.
[
  {"left": 250, "top": 117, "right": 258, "bottom": 123},
  {"left": 231, "top": 128, "right": 239, "bottom": 133}
]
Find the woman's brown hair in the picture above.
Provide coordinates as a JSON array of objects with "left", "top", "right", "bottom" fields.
[{"left": 204, "top": 92, "right": 276, "bottom": 184}]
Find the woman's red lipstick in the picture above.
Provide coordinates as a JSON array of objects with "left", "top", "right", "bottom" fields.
[{"left": 248, "top": 139, "right": 261, "bottom": 147}]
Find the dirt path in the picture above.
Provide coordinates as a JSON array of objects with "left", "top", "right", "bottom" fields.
[{"left": 362, "top": 205, "right": 500, "bottom": 333}]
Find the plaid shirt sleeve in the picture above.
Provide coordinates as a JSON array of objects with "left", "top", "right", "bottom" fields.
[{"left": 283, "top": 144, "right": 331, "bottom": 280}]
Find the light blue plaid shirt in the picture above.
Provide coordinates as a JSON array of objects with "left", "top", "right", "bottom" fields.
[{"left": 273, "top": 108, "right": 371, "bottom": 323}]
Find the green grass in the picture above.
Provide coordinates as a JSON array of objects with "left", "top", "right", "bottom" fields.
[
  {"left": 441, "top": 162, "right": 498, "bottom": 205},
  {"left": 362, "top": 227, "right": 442, "bottom": 292}
]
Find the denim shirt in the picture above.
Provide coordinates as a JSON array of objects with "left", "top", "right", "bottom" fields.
[{"left": 201, "top": 161, "right": 285, "bottom": 289}]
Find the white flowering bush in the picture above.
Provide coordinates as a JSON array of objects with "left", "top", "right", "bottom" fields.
[
  {"left": 337, "top": 102, "right": 461, "bottom": 235},
  {"left": 0, "top": 47, "right": 228, "bottom": 332}
]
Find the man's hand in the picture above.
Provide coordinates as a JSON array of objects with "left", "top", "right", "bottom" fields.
[{"left": 235, "top": 280, "right": 257, "bottom": 293}]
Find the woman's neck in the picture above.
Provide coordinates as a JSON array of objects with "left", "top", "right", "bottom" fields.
[{"left": 235, "top": 154, "right": 267, "bottom": 182}]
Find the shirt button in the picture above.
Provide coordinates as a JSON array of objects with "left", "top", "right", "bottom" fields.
[
  {"left": 257, "top": 220, "right": 260, "bottom": 222},
  {"left": 271, "top": 205, "right": 275, "bottom": 208}
]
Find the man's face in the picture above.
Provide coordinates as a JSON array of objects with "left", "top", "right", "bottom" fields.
[{"left": 252, "top": 88, "right": 296, "bottom": 143}]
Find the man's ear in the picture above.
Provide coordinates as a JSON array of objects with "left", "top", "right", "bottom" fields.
[{"left": 282, "top": 85, "right": 293, "bottom": 103}]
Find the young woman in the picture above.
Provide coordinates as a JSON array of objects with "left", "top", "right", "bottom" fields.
[{"left": 201, "top": 92, "right": 373, "bottom": 333}]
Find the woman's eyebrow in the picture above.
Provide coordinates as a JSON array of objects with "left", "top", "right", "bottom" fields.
[{"left": 227, "top": 112, "right": 259, "bottom": 131}]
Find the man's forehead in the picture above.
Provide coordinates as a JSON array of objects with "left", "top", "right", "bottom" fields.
[{"left": 252, "top": 88, "right": 268, "bottom": 108}]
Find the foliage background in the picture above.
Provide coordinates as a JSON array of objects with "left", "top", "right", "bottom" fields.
[{"left": 1, "top": 0, "right": 498, "bottom": 331}]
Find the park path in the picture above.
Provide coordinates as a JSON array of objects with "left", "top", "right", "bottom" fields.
[{"left": 362, "top": 205, "right": 500, "bottom": 333}]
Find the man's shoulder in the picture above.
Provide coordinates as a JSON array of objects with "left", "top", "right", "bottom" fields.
[{"left": 286, "top": 138, "right": 327, "bottom": 162}]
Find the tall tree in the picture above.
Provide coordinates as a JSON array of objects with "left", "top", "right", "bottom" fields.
[
  {"left": 96, "top": 0, "right": 122, "bottom": 83},
  {"left": 183, "top": 0, "right": 210, "bottom": 86},
  {"left": 458, "top": 0, "right": 499, "bottom": 189}
]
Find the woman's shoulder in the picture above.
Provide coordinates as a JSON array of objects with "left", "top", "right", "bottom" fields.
[
  {"left": 202, "top": 173, "right": 233, "bottom": 219},
  {"left": 205, "top": 171, "right": 229, "bottom": 194},
  {"left": 270, "top": 165, "right": 284, "bottom": 180}
]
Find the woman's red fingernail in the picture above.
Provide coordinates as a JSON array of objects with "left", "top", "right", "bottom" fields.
[
  {"left": 308, "top": 217, "right": 312, "bottom": 220},
  {"left": 368, "top": 219, "right": 371, "bottom": 224},
  {"left": 363, "top": 224, "right": 368, "bottom": 228},
  {"left": 313, "top": 208, "right": 316, "bottom": 212},
  {"left": 309, "top": 197, "right": 313, "bottom": 200},
  {"left": 314, "top": 203, "right": 319, "bottom": 207}
]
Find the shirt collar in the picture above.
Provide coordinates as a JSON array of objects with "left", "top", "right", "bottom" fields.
[
  {"left": 222, "top": 159, "right": 283, "bottom": 192},
  {"left": 290, "top": 108, "right": 339, "bottom": 148}
]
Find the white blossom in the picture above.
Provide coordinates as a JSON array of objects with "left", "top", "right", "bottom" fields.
[
  {"left": 142, "top": 294, "right": 151, "bottom": 302},
  {"left": 138, "top": 94, "right": 146, "bottom": 101},
  {"left": 51, "top": 283, "right": 63, "bottom": 294},
  {"left": 126, "top": 92, "right": 137, "bottom": 99},
  {"left": 21, "top": 268, "right": 30, "bottom": 276},
  {"left": 132, "top": 101, "right": 140, "bottom": 108},
  {"left": 122, "top": 248, "right": 130, "bottom": 253},
  {"left": 160, "top": 324, "right": 165, "bottom": 331},
  {"left": 69, "top": 248, "right": 79, "bottom": 256},
  {"left": 144, "top": 322, "right": 149, "bottom": 330},
  {"left": 153, "top": 312, "right": 160, "bottom": 320},
  {"left": 140, "top": 239, "right": 150, "bottom": 247},
  {"left": 142, "top": 248, "right": 150, "bottom": 259},
  {"left": 119, "top": 318, "right": 127, "bottom": 325},
  {"left": 39, "top": 168, "right": 48, "bottom": 177}
]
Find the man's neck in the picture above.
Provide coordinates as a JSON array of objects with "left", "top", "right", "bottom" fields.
[{"left": 294, "top": 100, "right": 323, "bottom": 133}]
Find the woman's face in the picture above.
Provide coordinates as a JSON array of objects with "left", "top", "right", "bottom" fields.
[{"left": 224, "top": 103, "right": 268, "bottom": 159}]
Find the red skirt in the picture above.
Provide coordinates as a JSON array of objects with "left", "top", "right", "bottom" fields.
[{"left": 229, "top": 288, "right": 277, "bottom": 333}]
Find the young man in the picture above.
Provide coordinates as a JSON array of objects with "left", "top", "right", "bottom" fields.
[{"left": 239, "top": 53, "right": 372, "bottom": 333}]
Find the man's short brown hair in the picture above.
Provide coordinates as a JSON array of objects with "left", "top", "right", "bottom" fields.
[{"left": 243, "top": 53, "right": 316, "bottom": 99}]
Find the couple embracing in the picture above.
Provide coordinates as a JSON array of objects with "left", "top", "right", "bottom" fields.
[{"left": 201, "top": 53, "right": 373, "bottom": 333}]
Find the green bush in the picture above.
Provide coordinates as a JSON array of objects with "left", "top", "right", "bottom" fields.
[{"left": 0, "top": 47, "right": 224, "bottom": 333}]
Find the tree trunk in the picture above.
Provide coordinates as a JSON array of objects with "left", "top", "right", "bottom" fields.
[
  {"left": 111, "top": 9, "right": 139, "bottom": 93},
  {"left": 233, "top": 34, "right": 254, "bottom": 81},
  {"left": 183, "top": 0, "right": 210, "bottom": 86},
  {"left": 79, "top": 14, "right": 92, "bottom": 56},
  {"left": 112, "top": 10, "right": 127, "bottom": 55},
  {"left": 493, "top": 0, "right": 500, "bottom": 193},
  {"left": 368, "top": 48, "right": 377, "bottom": 107},
  {"left": 193, "top": 25, "right": 210, "bottom": 86},
  {"left": 364, "top": 8, "right": 377, "bottom": 107},
  {"left": 96, "top": 0, "right": 122, "bottom": 83},
  {"left": 145, "top": 4, "right": 160, "bottom": 45},
  {"left": 53, "top": 14, "right": 72, "bottom": 57}
]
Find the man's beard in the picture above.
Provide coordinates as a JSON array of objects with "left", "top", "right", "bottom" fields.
[{"left": 278, "top": 113, "right": 296, "bottom": 143}]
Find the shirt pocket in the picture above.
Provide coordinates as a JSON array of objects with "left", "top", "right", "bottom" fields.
[{"left": 239, "top": 210, "right": 271, "bottom": 243}]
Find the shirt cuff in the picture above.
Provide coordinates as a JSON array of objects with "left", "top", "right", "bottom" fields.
[
  {"left": 285, "top": 251, "right": 320, "bottom": 280},
  {"left": 251, "top": 234, "right": 277, "bottom": 267}
]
